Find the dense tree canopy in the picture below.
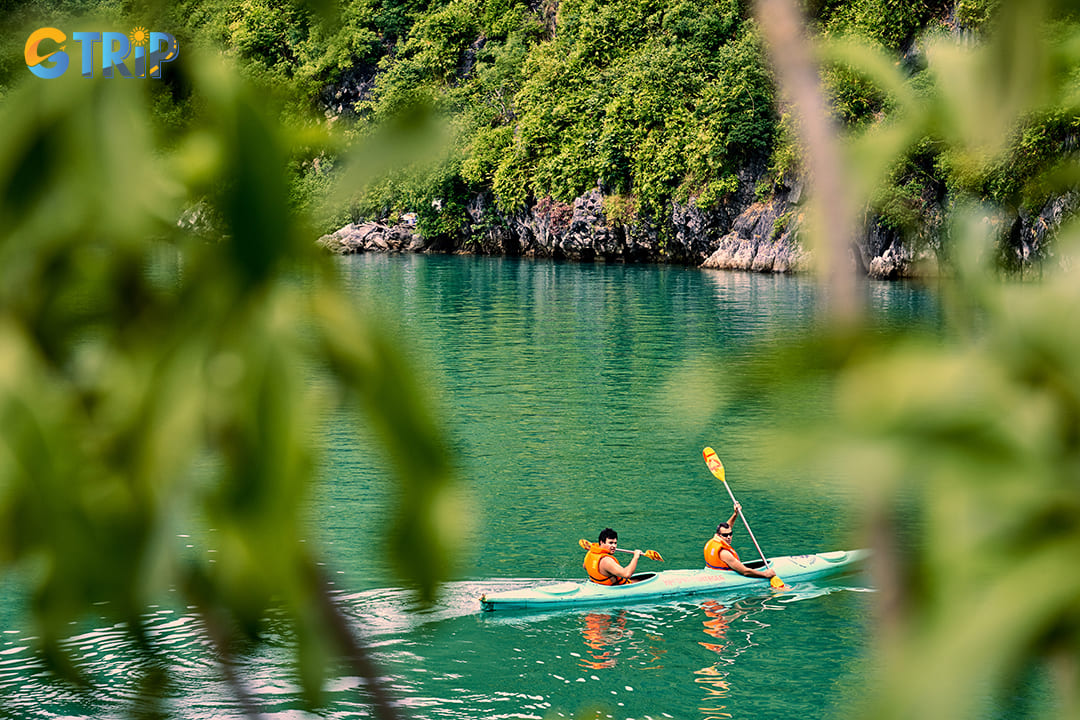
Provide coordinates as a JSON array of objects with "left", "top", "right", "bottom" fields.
[{"left": 4, "top": 0, "right": 1065, "bottom": 250}]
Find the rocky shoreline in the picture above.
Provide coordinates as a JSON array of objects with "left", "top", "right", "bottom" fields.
[{"left": 318, "top": 178, "right": 1077, "bottom": 279}]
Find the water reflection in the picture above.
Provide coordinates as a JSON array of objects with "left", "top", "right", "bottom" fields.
[
  {"left": 572, "top": 596, "right": 779, "bottom": 720},
  {"left": 694, "top": 598, "right": 774, "bottom": 720},
  {"left": 697, "top": 600, "right": 736, "bottom": 720},
  {"left": 696, "top": 664, "right": 733, "bottom": 720},
  {"left": 579, "top": 611, "right": 627, "bottom": 669},
  {"left": 698, "top": 599, "right": 765, "bottom": 661},
  {"left": 0, "top": 578, "right": 874, "bottom": 719},
  {"left": 699, "top": 599, "right": 731, "bottom": 654},
  {"left": 576, "top": 609, "right": 667, "bottom": 671}
]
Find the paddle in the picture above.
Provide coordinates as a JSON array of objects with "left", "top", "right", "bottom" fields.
[
  {"left": 577, "top": 538, "right": 664, "bottom": 562},
  {"left": 702, "top": 447, "right": 788, "bottom": 589}
]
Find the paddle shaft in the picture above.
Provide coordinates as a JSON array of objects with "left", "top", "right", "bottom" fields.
[{"left": 719, "top": 477, "right": 774, "bottom": 573}]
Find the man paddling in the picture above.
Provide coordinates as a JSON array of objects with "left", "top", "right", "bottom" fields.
[
  {"left": 583, "top": 528, "right": 642, "bottom": 585},
  {"left": 704, "top": 502, "right": 776, "bottom": 580}
]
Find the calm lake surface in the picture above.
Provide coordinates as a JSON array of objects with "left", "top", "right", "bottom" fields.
[{"left": 0, "top": 254, "right": 942, "bottom": 719}]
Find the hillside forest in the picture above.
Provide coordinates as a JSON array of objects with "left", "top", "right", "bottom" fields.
[{"left": 6, "top": 0, "right": 1075, "bottom": 273}]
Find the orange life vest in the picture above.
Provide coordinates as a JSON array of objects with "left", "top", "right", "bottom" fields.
[
  {"left": 583, "top": 543, "right": 630, "bottom": 585},
  {"left": 704, "top": 536, "right": 739, "bottom": 570}
]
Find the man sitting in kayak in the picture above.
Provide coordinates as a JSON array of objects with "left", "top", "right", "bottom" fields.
[
  {"left": 704, "top": 503, "right": 776, "bottom": 580},
  {"left": 583, "top": 528, "right": 642, "bottom": 585}
]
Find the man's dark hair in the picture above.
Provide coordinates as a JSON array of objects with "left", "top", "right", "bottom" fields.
[
  {"left": 599, "top": 527, "right": 617, "bottom": 543},
  {"left": 715, "top": 522, "right": 732, "bottom": 535}
]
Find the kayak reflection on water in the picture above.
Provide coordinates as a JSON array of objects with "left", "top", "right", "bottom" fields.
[
  {"left": 696, "top": 598, "right": 770, "bottom": 720},
  {"left": 695, "top": 664, "right": 733, "bottom": 720},
  {"left": 699, "top": 600, "right": 732, "bottom": 654},
  {"left": 577, "top": 610, "right": 666, "bottom": 671},
  {"left": 579, "top": 611, "right": 627, "bottom": 669}
]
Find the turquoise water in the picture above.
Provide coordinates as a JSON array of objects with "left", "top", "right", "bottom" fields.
[{"left": 0, "top": 255, "right": 941, "bottom": 719}]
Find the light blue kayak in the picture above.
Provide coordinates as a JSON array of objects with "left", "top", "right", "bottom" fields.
[{"left": 478, "top": 549, "right": 870, "bottom": 611}]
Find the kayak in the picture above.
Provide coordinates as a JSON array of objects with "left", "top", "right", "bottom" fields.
[{"left": 478, "top": 548, "right": 870, "bottom": 612}]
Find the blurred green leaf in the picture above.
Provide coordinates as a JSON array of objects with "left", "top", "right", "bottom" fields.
[
  {"left": 0, "top": 24, "right": 459, "bottom": 718},
  {"left": 748, "top": 2, "right": 1080, "bottom": 718}
]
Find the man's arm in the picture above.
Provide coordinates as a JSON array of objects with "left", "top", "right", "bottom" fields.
[
  {"left": 720, "top": 549, "right": 776, "bottom": 579},
  {"left": 599, "top": 550, "right": 642, "bottom": 580},
  {"left": 726, "top": 502, "right": 740, "bottom": 528}
]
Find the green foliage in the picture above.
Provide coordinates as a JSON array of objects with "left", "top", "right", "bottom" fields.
[
  {"left": 681, "top": 29, "right": 778, "bottom": 183},
  {"left": 809, "top": 0, "right": 1080, "bottom": 260},
  {"left": 962, "top": 110, "right": 1080, "bottom": 212},
  {"left": 837, "top": 223, "right": 1080, "bottom": 719},
  {"left": 391, "top": 0, "right": 481, "bottom": 82},
  {"left": 871, "top": 178, "right": 928, "bottom": 232},
  {"left": 661, "top": 0, "right": 740, "bottom": 51},
  {"left": 955, "top": 0, "right": 1002, "bottom": 31},
  {"left": 765, "top": 112, "right": 804, "bottom": 188},
  {"left": 415, "top": 175, "right": 472, "bottom": 238},
  {"left": 227, "top": 0, "right": 310, "bottom": 72},
  {"left": 823, "top": 61, "right": 891, "bottom": 127},
  {"left": 867, "top": 139, "right": 944, "bottom": 233},
  {"left": 770, "top": 210, "right": 793, "bottom": 241},
  {"left": 690, "top": 175, "right": 740, "bottom": 209},
  {"left": 0, "top": 0, "right": 1033, "bottom": 255},
  {"left": 165, "top": 0, "right": 429, "bottom": 114},
  {"left": 820, "top": 0, "right": 952, "bottom": 51},
  {"left": 554, "top": 0, "right": 665, "bottom": 67},
  {"left": 291, "top": 153, "right": 357, "bottom": 232},
  {"left": 743, "top": 3, "right": 1080, "bottom": 719},
  {"left": 0, "top": 34, "right": 460, "bottom": 717},
  {"left": 602, "top": 193, "right": 637, "bottom": 227},
  {"left": 493, "top": 0, "right": 774, "bottom": 217},
  {"left": 333, "top": 0, "right": 778, "bottom": 224},
  {"left": 119, "top": 0, "right": 781, "bottom": 233},
  {"left": 363, "top": 0, "right": 536, "bottom": 117},
  {"left": 341, "top": 0, "right": 541, "bottom": 223}
]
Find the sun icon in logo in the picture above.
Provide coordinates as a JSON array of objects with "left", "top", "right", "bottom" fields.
[{"left": 129, "top": 26, "right": 150, "bottom": 46}]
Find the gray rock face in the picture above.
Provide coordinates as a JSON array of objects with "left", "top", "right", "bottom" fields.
[
  {"left": 858, "top": 218, "right": 941, "bottom": 279},
  {"left": 502, "top": 189, "right": 657, "bottom": 262},
  {"left": 699, "top": 202, "right": 811, "bottom": 273},
  {"left": 318, "top": 182, "right": 1076, "bottom": 278},
  {"left": 1009, "top": 192, "right": 1079, "bottom": 270},
  {"left": 316, "top": 222, "right": 428, "bottom": 254}
]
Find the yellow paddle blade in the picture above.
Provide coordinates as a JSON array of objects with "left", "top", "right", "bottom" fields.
[
  {"left": 644, "top": 549, "right": 665, "bottom": 562},
  {"left": 702, "top": 447, "right": 726, "bottom": 482},
  {"left": 578, "top": 538, "right": 591, "bottom": 550},
  {"left": 770, "top": 575, "right": 789, "bottom": 590}
]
